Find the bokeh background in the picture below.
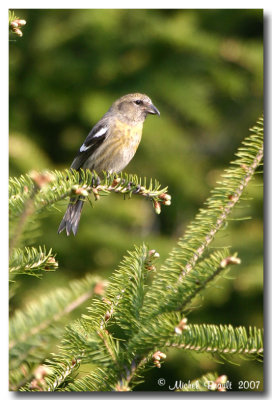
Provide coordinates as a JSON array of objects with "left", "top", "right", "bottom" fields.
[{"left": 9, "top": 9, "right": 263, "bottom": 390}]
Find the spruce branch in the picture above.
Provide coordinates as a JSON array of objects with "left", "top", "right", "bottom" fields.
[
  {"left": 179, "top": 119, "right": 263, "bottom": 276},
  {"left": 9, "top": 246, "right": 58, "bottom": 279},
  {"left": 9, "top": 274, "right": 102, "bottom": 390},
  {"left": 58, "top": 368, "right": 118, "bottom": 392},
  {"left": 119, "top": 356, "right": 148, "bottom": 390},
  {"left": 97, "top": 245, "right": 157, "bottom": 335},
  {"left": 38, "top": 169, "right": 171, "bottom": 215},
  {"left": 121, "top": 350, "right": 169, "bottom": 390},
  {"left": 9, "top": 171, "right": 55, "bottom": 253},
  {"left": 9, "top": 170, "right": 171, "bottom": 220},
  {"left": 128, "top": 311, "right": 263, "bottom": 359},
  {"left": 9, "top": 174, "right": 35, "bottom": 218},
  {"left": 22, "top": 356, "right": 83, "bottom": 392},
  {"left": 57, "top": 320, "right": 120, "bottom": 368},
  {"left": 9, "top": 169, "right": 170, "bottom": 254},
  {"left": 33, "top": 330, "right": 123, "bottom": 392},
  {"left": 81, "top": 245, "right": 158, "bottom": 336},
  {"left": 141, "top": 117, "right": 263, "bottom": 318},
  {"left": 172, "top": 251, "right": 241, "bottom": 312},
  {"left": 127, "top": 311, "right": 182, "bottom": 355},
  {"left": 142, "top": 249, "right": 240, "bottom": 318},
  {"left": 33, "top": 245, "right": 157, "bottom": 391},
  {"left": 9, "top": 177, "right": 37, "bottom": 256},
  {"left": 9, "top": 362, "right": 35, "bottom": 391},
  {"left": 168, "top": 324, "right": 263, "bottom": 358},
  {"left": 10, "top": 274, "right": 101, "bottom": 351}
]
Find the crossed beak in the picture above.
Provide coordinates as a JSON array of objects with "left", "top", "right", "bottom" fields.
[{"left": 146, "top": 103, "right": 160, "bottom": 116}]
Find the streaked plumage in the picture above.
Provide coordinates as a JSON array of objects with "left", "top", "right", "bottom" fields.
[{"left": 58, "top": 93, "right": 160, "bottom": 236}]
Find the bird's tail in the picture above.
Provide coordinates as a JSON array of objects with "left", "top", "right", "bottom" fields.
[{"left": 58, "top": 197, "right": 84, "bottom": 236}]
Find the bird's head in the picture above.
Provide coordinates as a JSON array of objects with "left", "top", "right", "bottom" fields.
[{"left": 111, "top": 93, "right": 160, "bottom": 125}]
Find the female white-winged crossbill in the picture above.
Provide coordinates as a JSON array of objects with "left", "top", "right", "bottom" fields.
[{"left": 58, "top": 93, "right": 160, "bottom": 235}]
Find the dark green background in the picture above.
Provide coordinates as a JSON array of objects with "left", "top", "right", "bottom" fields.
[{"left": 9, "top": 9, "right": 263, "bottom": 391}]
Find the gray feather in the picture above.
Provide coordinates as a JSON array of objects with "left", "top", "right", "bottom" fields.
[{"left": 58, "top": 197, "right": 84, "bottom": 236}]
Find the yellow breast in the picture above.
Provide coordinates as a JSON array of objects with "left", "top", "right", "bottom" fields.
[{"left": 114, "top": 119, "right": 143, "bottom": 148}]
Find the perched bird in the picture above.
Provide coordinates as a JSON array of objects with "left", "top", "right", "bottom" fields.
[{"left": 58, "top": 93, "right": 160, "bottom": 236}]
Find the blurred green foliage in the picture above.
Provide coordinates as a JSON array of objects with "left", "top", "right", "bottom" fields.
[{"left": 9, "top": 9, "right": 263, "bottom": 390}]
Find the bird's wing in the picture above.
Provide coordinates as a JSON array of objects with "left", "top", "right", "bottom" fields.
[{"left": 70, "top": 120, "right": 110, "bottom": 170}]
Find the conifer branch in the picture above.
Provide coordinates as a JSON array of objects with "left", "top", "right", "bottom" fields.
[
  {"left": 58, "top": 368, "right": 118, "bottom": 392},
  {"left": 168, "top": 324, "right": 263, "bottom": 357},
  {"left": 10, "top": 275, "right": 101, "bottom": 350},
  {"left": 20, "top": 356, "right": 84, "bottom": 391},
  {"left": 144, "top": 249, "right": 240, "bottom": 317},
  {"left": 9, "top": 170, "right": 171, "bottom": 219},
  {"left": 9, "top": 362, "right": 35, "bottom": 391},
  {"left": 97, "top": 245, "right": 157, "bottom": 335},
  {"left": 9, "top": 274, "right": 102, "bottom": 390},
  {"left": 29, "top": 246, "right": 156, "bottom": 392},
  {"left": 128, "top": 311, "right": 263, "bottom": 359},
  {"left": 181, "top": 136, "right": 263, "bottom": 277},
  {"left": 9, "top": 246, "right": 58, "bottom": 279},
  {"left": 173, "top": 251, "right": 241, "bottom": 312},
  {"left": 9, "top": 182, "right": 37, "bottom": 256},
  {"left": 120, "top": 356, "right": 148, "bottom": 390},
  {"left": 45, "top": 357, "right": 83, "bottom": 392},
  {"left": 39, "top": 169, "right": 171, "bottom": 215},
  {"left": 141, "top": 117, "right": 263, "bottom": 319}
]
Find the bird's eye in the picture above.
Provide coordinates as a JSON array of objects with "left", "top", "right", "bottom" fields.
[{"left": 134, "top": 100, "right": 143, "bottom": 105}]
